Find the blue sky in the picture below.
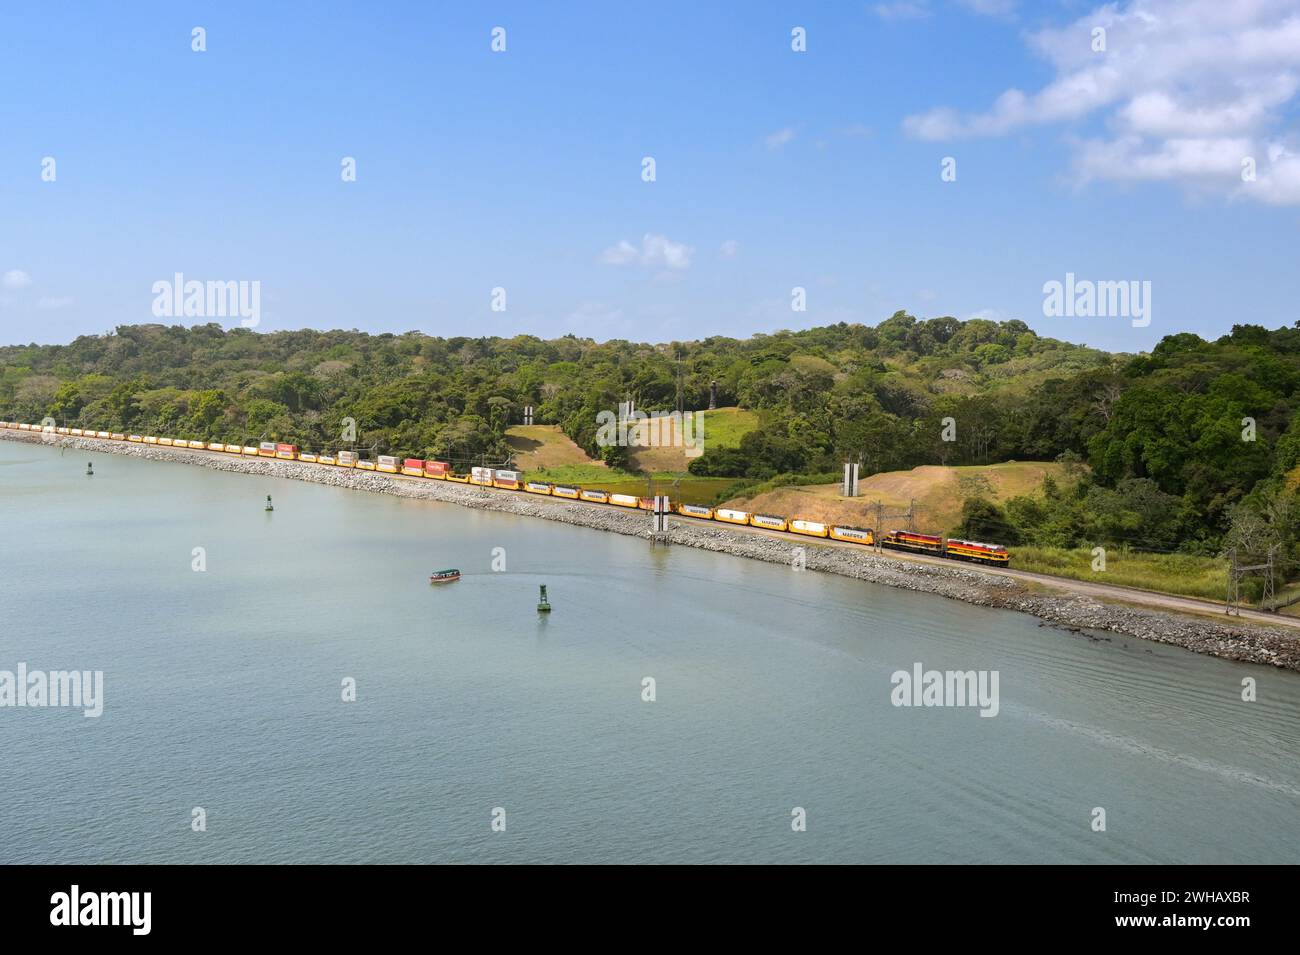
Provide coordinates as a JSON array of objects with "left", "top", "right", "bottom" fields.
[{"left": 2, "top": 0, "right": 1299, "bottom": 352}]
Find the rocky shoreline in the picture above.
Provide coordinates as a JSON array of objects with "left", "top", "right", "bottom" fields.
[{"left": 7, "top": 429, "right": 1300, "bottom": 671}]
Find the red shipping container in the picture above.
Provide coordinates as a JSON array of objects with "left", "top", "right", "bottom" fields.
[
  {"left": 424, "top": 461, "right": 449, "bottom": 475},
  {"left": 403, "top": 458, "right": 425, "bottom": 469}
]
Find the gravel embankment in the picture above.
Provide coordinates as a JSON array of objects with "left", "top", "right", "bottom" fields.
[{"left": 7, "top": 429, "right": 1300, "bottom": 671}]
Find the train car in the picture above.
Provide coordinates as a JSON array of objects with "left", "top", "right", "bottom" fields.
[
  {"left": 57, "top": 427, "right": 70, "bottom": 435},
  {"left": 580, "top": 489, "right": 609, "bottom": 504},
  {"left": 424, "top": 461, "right": 450, "bottom": 479},
  {"left": 552, "top": 484, "right": 579, "bottom": 499},
  {"left": 401, "top": 458, "right": 426, "bottom": 477},
  {"left": 676, "top": 503, "right": 714, "bottom": 520},
  {"left": 945, "top": 537, "right": 1011, "bottom": 565},
  {"left": 98, "top": 431, "right": 113, "bottom": 439},
  {"left": 128, "top": 434, "right": 143, "bottom": 443},
  {"left": 241, "top": 445, "right": 259, "bottom": 456},
  {"left": 318, "top": 453, "right": 337, "bottom": 466},
  {"left": 470, "top": 466, "right": 494, "bottom": 486},
  {"left": 223, "top": 444, "right": 242, "bottom": 454},
  {"left": 337, "top": 451, "right": 358, "bottom": 468},
  {"left": 143, "top": 435, "right": 159, "bottom": 445},
  {"left": 525, "top": 480, "right": 553, "bottom": 495},
  {"left": 445, "top": 472, "right": 470, "bottom": 483},
  {"left": 356, "top": 459, "right": 377, "bottom": 471},
  {"left": 493, "top": 469, "right": 521, "bottom": 490},
  {"left": 715, "top": 508, "right": 749, "bottom": 525},
  {"left": 881, "top": 530, "right": 945, "bottom": 556},
  {"left": 109, "top": 433, "right": 125, "bottom": 441},
  {"left": 258, "top": 441, "right": 276, "bottom": 457},
  {"left": 276, "top": 443, "right": 299, "bottom": 460},
  {"left": 158, "top": 437, "right": 173, "bottom": 446},
  {"left": 750, "top": 514, "right": 789, "bottom": 532},
  {"left": 298, "top": 451, "right": 318, "bottom": 463},
  {"left": 609, "top": 493, "right": 640, "bottom": 508},
  {"left": 790, "top": 519, "right": 830, "bottom": 538},
  {"left": 829, "top": 525, "right": 874, "bottom": 546},
  {"left": 205, "top": 441, "right": 223, "bottom": 451}
]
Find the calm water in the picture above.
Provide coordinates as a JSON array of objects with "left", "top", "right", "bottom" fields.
[{"left": 2, "top": 440, "right": 1299, "bottom": 864}]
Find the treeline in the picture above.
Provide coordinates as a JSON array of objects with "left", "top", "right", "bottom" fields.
[{"left": 6, "top": 316, "right": 1300, "bottom": 559}]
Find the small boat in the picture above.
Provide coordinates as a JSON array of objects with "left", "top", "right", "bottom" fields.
[{"left": 430, "top": 568, "right": 461, "bottom": 584}]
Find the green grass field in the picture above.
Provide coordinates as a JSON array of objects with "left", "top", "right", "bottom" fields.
[
  {"left": 1011, "top": 546, "right": 1229, "bottom": 603},
  {"left": 701, "top": 407, "right": 758, "bottom": 449},
  {"left": 525, "top": 463, "right": 630, "bottom": 485}
]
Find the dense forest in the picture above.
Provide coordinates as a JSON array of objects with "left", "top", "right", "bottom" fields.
[{"left": 4, "top": 314, "right": 1300, "bottom": 566}]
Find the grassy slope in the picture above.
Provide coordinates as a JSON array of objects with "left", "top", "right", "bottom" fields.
[
  {"left": 1011, "top": 547, "right": 1229, "bottom": 602},
  {"left": 504, "top": 422, "right": 733, "bottom": 502},
  {"left": 723, "top": 461, "right": 1069, "bottom": 532},
  {"left": 627, "top": 407, "right": 758, "bottom": 472}
]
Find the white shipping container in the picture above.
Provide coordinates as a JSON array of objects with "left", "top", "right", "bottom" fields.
[
  {"left": 471, "top": 466, "right": 494, "bottom": 483},
  {"left": 494, "top": 469, "right": 519, "bottom": 481}
]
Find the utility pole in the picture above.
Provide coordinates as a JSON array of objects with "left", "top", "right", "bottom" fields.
[{"left": 1227, "top": 545, "right": 1277, "bottom": 614}]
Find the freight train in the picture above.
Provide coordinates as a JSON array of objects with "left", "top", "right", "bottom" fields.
[
  {"left": 0, "top": 420, "right": 1012, "bottom": 566},
  {"left": 879, "top": 529, "right": 1010, "bottom": 565}
]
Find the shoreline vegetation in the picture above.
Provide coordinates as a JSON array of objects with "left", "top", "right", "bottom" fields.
[{"left": 7, "top": 429, "right": 1300, "bottom": 672}]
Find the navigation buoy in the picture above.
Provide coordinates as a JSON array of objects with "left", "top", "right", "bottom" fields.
[
  {"left": 265, "top": 494, "right": 274, "bottom": 512},
  {"left": 86, "top": 462, "right": 93, "bottom": 476},
  {"left": 537, "top": 584, "right": 551, "bottom": 613}
]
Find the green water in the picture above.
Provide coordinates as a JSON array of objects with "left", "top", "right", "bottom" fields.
[{"left": 2, "top": 440, "right": 1298, "bottom": 863}]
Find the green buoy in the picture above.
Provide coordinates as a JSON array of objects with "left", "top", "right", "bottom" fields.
[
  {"left": 86, "top": 461, "right": 93, "bottom": 476},
  {"left": 265, "top": 494, "right": 274, "bottom": 512},
  {"left": 537, "top": 584, "right": 551, "bottom": 613}
]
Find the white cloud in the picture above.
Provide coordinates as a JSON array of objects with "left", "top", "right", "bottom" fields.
[
  {"left": 719, "top": 239, "right": 739, "bottom": 259},
  {"left": 3, "top": 270, "right": 32, "bottom": 290},
  {"left": 599, "top": 234, "right": 695, "bottom": 271},
  {"left": 764, "top": 127, "right": 797, "bottom": 149},
  {"left": 902, "top": 0, "right": 1300, "bottom": 204},
  {"left": 37, "top": 296, "right": 75, "bottom": 310}
]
